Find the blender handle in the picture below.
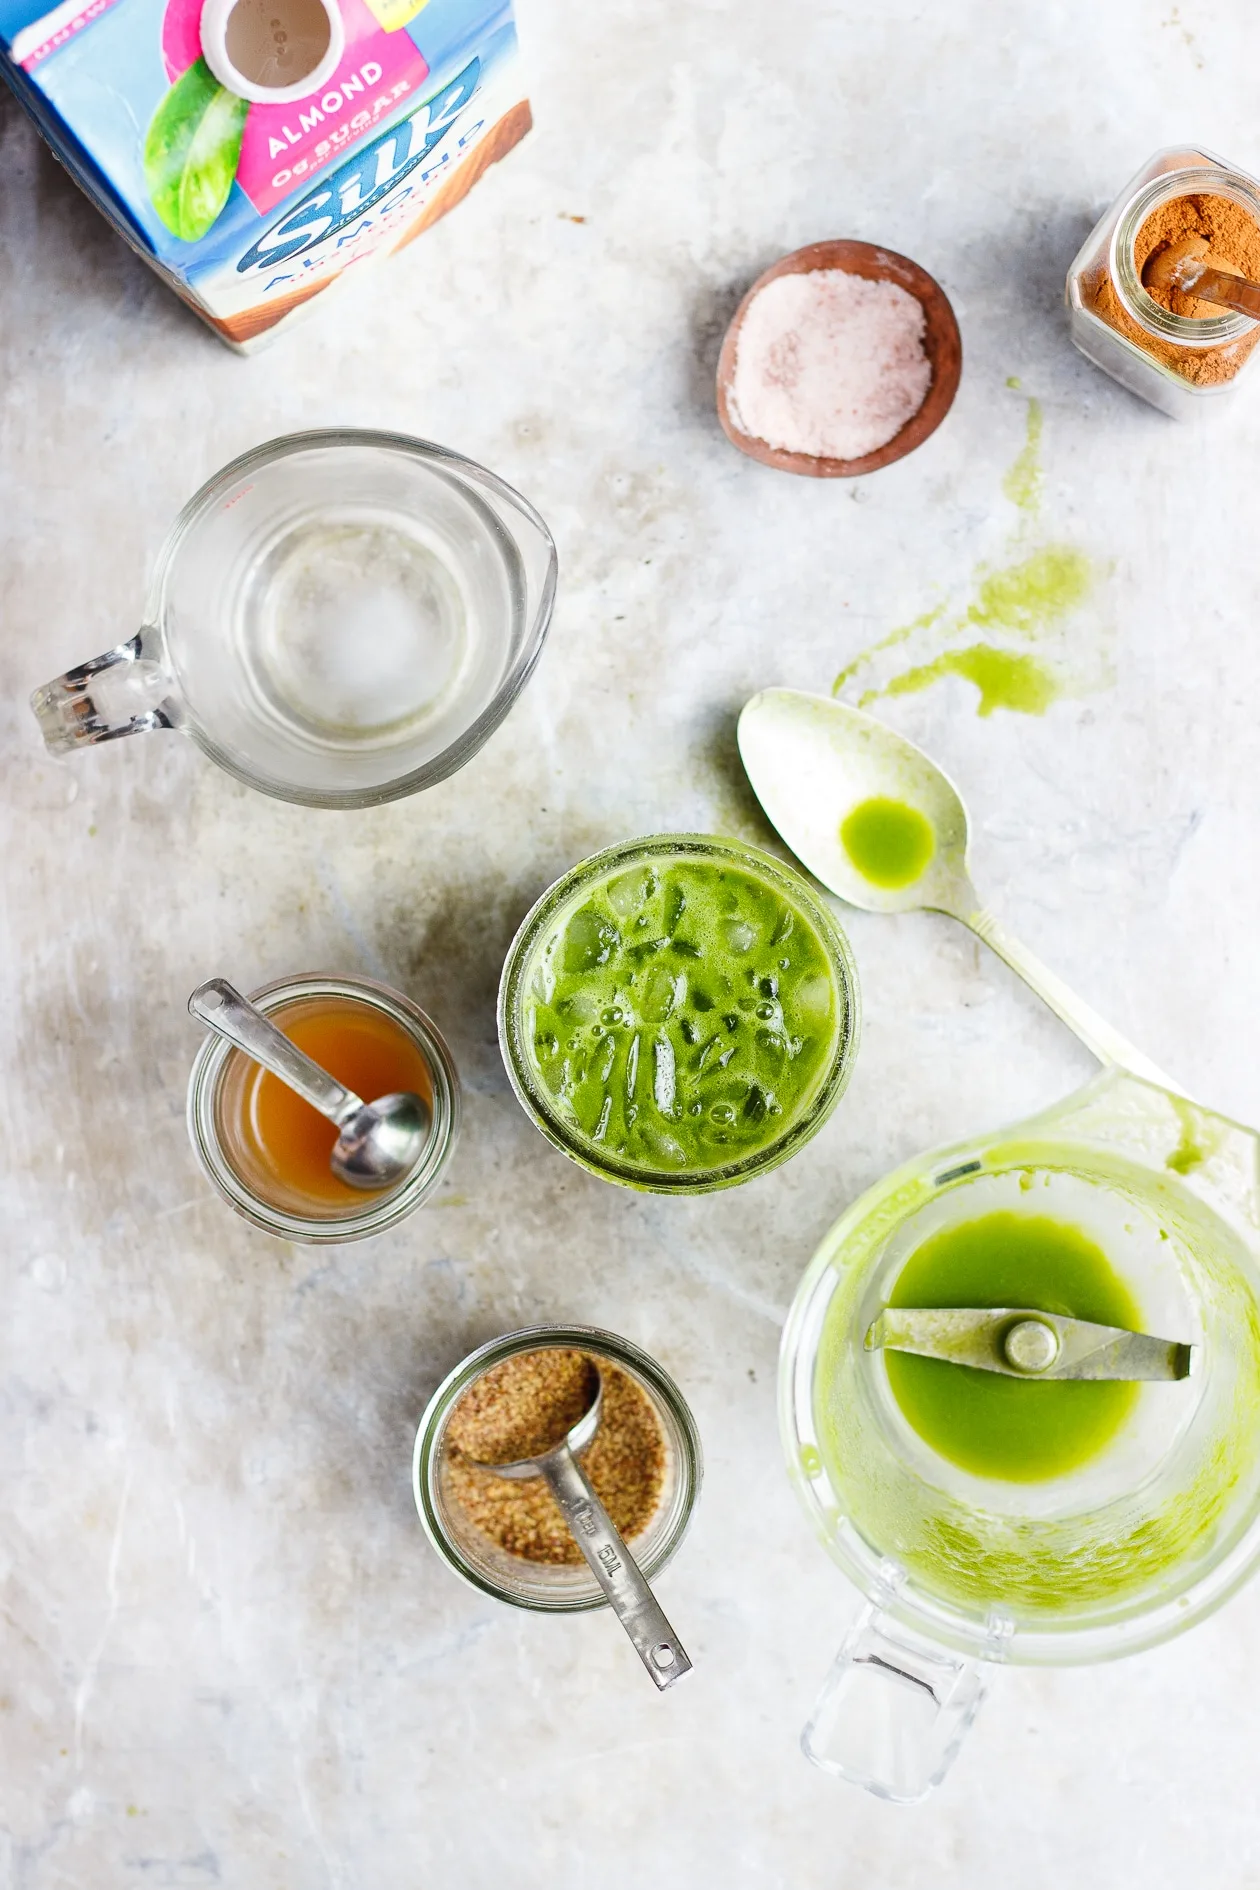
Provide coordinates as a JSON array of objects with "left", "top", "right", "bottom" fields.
[
  {"left": 802, "top": 1602, "right": 993, "bottom": 1803},
  {"left": 30, "top": 634, "right": 177, "bottom": 754}
]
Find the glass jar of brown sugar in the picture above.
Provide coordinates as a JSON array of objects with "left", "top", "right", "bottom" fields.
[
  {"left": 1066, "top": 146, "right": 1260, "bottom": 417},
  {"left": 413, "top": 1326, "right": 702, "bottom": 1612}
]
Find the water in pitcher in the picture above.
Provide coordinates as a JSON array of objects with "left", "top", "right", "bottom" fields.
[
  {"left": 159, "top": 440, "right": 524, "bottom": 798},
  {"left": 239, "top": 508, "right": 504, "bottom": 746}
]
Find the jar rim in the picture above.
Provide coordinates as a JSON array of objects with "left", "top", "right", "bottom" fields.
[
  {"left": 1111, "top": 164, "right": 1260, "bottom": 348},
  {"left": 186, "top": 972, "right": 460, "bottom": 1242},
  {"left": 496, "top": 832, "right": 861, "bottom": 1195},
  {"left": 413, "top": 1324, "right": 703, "bottom": 1611}
]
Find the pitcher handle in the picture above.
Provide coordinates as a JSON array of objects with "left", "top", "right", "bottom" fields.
[
  {"left": 30, "top": 636, "right": 176, "bottom": 754},
  {"left": 802, "top": 1602, "right": 994, "bottom": 1803}
]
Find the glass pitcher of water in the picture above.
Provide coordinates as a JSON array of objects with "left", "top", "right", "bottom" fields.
[
  {"left": 780, "top": 1070, "right": 1260, "bottom": 1801},
  {"left": 30, "top": 429, "right": 557, "bottom": 808}
]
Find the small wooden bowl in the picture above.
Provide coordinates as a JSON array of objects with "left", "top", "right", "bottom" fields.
[{"left": 715, "top": 239, "right": 962, "bottom": 478}]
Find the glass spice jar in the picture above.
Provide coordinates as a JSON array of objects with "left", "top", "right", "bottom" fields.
[
  {"left": 413, "top": 1326, "right": 703, "bottom": 1612},
  {"left": 1066, "top": 146, "right": 1260, "bottom": 418},
  {"left": 187, "top": 973, "right": 460, "bottom": 1243}
]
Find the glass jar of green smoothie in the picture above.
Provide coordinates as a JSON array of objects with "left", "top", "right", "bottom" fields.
[{"left": 498, "top": 834, "right": 860, "bottom": 1193}]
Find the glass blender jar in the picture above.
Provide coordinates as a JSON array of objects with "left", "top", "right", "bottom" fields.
[{"left": 780, "top": 1070, "right": 1260, "bottom": 1801}]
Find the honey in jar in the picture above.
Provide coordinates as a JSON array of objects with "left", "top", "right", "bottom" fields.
[{"left": 194, "top": 978, "right": 458, "bottom": 1235}]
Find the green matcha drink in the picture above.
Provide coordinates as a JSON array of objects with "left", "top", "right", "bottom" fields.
[
  {"left": 885, "top": 1211, "right": 1141, "bottom": 1481},
  {"left": 840, "top": 795, "right": 936, "bottom": 890},
  {"left": 499, "top": 835, "right": 859, "bottom": 1191}
]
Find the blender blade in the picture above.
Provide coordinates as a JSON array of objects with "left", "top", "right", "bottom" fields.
[{"left": 864, "top": 1307, "right": 1195, "bottom": 1381}]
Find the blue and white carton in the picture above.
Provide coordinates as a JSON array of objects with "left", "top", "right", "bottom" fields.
[{"left": 0, "top": 0, "right": 530, "bottom": 346}]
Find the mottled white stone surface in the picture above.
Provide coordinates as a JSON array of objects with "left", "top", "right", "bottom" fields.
[{"left": 5, "top": 0, "right": 1260, "bottom": 1882}]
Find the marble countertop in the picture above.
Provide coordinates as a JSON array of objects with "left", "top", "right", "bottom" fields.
[{"left": 5, "top": 0, "right": 1260, "bottom": 1882}]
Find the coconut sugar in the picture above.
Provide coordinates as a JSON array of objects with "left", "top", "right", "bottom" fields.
[
  {"left": 444, "top": 1349, "right": 666, "bottom": 1565},
  {"left": 730, "top": 269, "right": 933, "bottom": 461}
]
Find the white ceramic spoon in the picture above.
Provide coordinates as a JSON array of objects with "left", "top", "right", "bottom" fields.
[{"left": 736, "top": 689, "right": 1186, "bottom": 1096}]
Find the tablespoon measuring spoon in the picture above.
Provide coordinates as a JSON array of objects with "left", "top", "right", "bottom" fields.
[
  {"left": 188, "top": 977, "right": 431, "bottom": 1188},
  {"left": 736, "top": 690, "right": 1187, "bottom": 1095},
  {"left": 472, "top": 1366, "right": 692, "bottom": 1690}
]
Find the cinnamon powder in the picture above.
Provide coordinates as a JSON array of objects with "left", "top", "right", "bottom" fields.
[{"left": 1084, "top": 192, "right": 1260, "bottom": 384}]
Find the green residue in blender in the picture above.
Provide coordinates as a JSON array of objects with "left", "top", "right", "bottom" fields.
[
  {"left": 884, "top": 1210, "right": 1141, "bottom": 1481},
  {"left": 1167, "top": 1097, "right": 1210, "bottom": 1176},
  {"left": 1167, "top": 1134, "right": 1205, "bottom": 1177},
  {"left": 840, "top": 796, "right": 936, "bottom": 888},
  {"left": 525, "top": 857, "right": 842, "bottom": 1173}
]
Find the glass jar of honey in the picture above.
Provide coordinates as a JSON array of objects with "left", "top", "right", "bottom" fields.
[{"left": 187, "top": 974, "right": 460, "bottom": 1241}]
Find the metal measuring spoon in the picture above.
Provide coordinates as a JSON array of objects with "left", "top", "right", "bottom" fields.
[
  {"left": 471, "top": 1365, "right": 692, "bottom": 1691},
  {"left": 737, "top": 690, "right": 1187, "bottom": 1095},
  {"left": 1143, "top": 234, "right": 1260, "bottom": 320},
  {"left": 188, "top": 978, "right": 431, "bottom": 1189}
]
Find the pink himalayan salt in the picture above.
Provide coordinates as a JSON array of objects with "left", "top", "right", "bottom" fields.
[{"left": 729, "top": 269, "right": 932, "bottom": 462}]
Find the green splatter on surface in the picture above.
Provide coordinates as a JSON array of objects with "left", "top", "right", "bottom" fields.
[
  {"left": 966, "top": 544, "right": 1091, "bottom": 636},
  {"left": 832, "top": 604, "right": 945, "bottom": 695},
  {"left": 1001, "top": 396, "right": 1042, "bottom": 512},
  {"left": 832, "top": 390, "right": 1107, "bottom": 719},
  {"left": 860, "top": 645, "right": 1062, "bottom": 718}
]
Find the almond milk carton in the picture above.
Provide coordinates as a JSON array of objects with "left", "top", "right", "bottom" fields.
[{"left": 0, "top": 0, "right": 530, "bottom": 347}]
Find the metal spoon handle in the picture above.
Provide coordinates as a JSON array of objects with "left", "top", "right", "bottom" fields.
[
  {"left": 541, "top": 1444, "right": 691, "bottom": 1690},
  {"left": 961, "top": 910, "right": 1188, "bottom": 1097},
  {"left": 1185, "top": 264, "right": 1260, "bottom": 320},
  {"left": 188, "top": 978, "right": 361, "bottom": 1125}
]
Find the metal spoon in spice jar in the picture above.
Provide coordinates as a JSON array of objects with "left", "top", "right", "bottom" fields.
[
  {"left": 1143, "top": 234, "right": 1260, "bottom": 319},
  {"left": 472, "top": 1365, "right": 692, "bottom": 1690},
  {"left": 188, "top": 977, "right": 431, "bottom": 1189},
  {"left": 737, "top": 690, "right": 1189, "bottom": 1096}
]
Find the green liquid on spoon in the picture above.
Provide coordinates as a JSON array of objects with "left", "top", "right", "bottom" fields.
[
  {"left": 840, "top": 797, "right": 936, "bottom": 889},
  {"left": 524, "top": 857, "right": 842, "bottom": 1175},
  {"left": 884, "top": 1211, "right": 1140, "bottom": 1482}
]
